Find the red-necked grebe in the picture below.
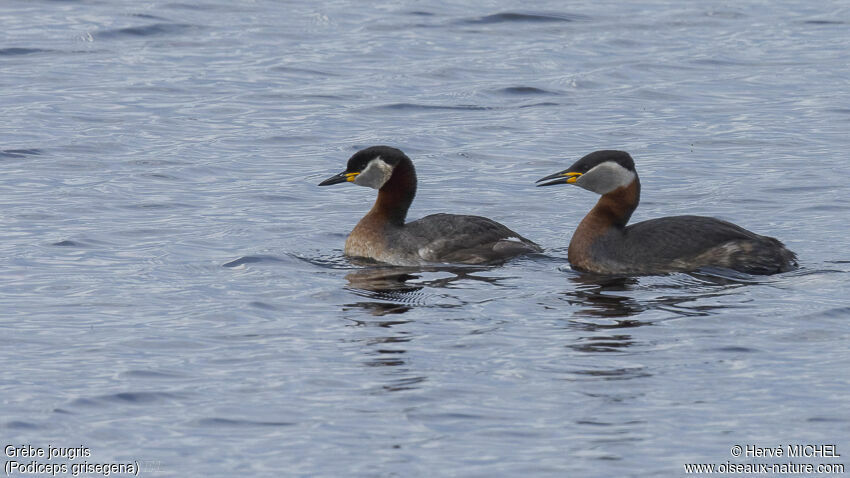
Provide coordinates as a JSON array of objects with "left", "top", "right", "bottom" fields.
[
  {"left": 320, "top": 146, "right": 541, "bottom": 265},
  {"left": 536, "top": 150, "right": 797, "bottom": 275}
]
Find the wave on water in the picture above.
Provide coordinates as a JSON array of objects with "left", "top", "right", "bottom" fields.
[
  {"left": 222, "top": 255, "right": 288, "bottom": 268},
  {"left": 195, "top": 417, "right": 295, "bottom": 428},
  {"left": 1, "top": 148, "right": 42, "bottom": 159},
  {"left": 0, "top": 48, "right": 52, "bottom": 56},
  {"left": 495, "top": 86, "right": 561, "bottom": 96},
  {"left": 224, "top": 251, "right": 360, "bottom": 270},
  {"left": 94, "top": 23, "right": 199, "bottom": 39},
  {"left": 369, "top": 102, "right": 560, "bottom": 112},
  {"left": 459, "top": 12, "right": 590, "bottom": 25},
  {"left": 373, "top": 103, "right": 493, "bottom": 112},
  {"left": 69, "top": 391, "right": 184, "bottom": 407}
]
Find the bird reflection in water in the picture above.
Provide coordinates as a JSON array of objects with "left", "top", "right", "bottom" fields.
[
  {"left": 554, "top": 274, "right": 644, "bottom": 362},
  {"left": 339, "top": 265, "right": 508, "bottom": 392},
  {"left": 341, "top": 320, "right": 425, "bottom": 392},
  {"left": 342, "top": 265, "right": 505, "bottom": 316},
  {"left": 564, "top": 270, "right": 753, "bottom": 324},
  {"left": 562, "top": 270, "right": 755, "bottom": 363},
  {"left": 565, "top": 274, "right": 648, "bottom": 322}
]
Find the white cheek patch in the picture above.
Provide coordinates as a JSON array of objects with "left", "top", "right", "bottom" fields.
[
  {"left": 353, "top": 157, "right": 394, "bottom": 190},
  {"left": 576, "top": 161, "right": 635, "bottom": 195}
]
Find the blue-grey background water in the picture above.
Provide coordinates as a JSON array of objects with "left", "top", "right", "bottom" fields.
[{"left": 2, "top": 0, "right": 849, "bottom": 476}]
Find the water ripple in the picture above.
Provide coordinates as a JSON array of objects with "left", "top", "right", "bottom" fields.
[
  {"left": 196, "top": 417, "right": 296, "bottom": 427},
  {"left": 0, "top": 47, "right": 52, "bottom": 56},
  {"left": 51, "top": 240, "right": 87, "bottom": 247},
  {"left": 495, "top": 86, "right": 561, "bottom": 96},
  {"left": 2, "top": 421, "right": 41, "bottom": 430},
  {"left": 222, "top": 255, "right": 289, "bottom": 268},
  {"left": 801, "top": 20, "right": 845, "bottom": 25},
  {"left": 95, "top": 23, "right": 199, "bottom": 39},
  {"left": 372, "top": 103, "right": 493, "bottom": 112},
  {"left": 1, "top": 148, "right": 42, "bottom": 159},
  {"left": 459, "top": 12, "right": 590, "bottom": 24},
  {"left": 70, "top": 391, "right": 184, "bottom": 407}
]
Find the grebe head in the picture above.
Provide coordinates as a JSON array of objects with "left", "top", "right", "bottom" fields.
[
  {"left": 318, "top": 146, "right": 409, "bottom": 190},
  {"left": 536, "top": 150, "right": 636, "bottom": 195}
]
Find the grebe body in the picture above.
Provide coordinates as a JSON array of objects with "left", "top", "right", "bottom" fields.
[
  {"left": 537, "top": 150, "right": 797, "bottom": 275},
  {"left": 320, "top": 146, "right": 541, "bottom": 266}
]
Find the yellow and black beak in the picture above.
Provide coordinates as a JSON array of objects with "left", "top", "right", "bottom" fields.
[
  {"left": 318, "top": 171, "right": 359, "bottom": 186},
  {"left": 535, "top": 170, "right": 582, "bottom": 187}
]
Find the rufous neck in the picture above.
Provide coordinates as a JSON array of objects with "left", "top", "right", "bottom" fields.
[
  {"left": 588, "top": 177, "right": 640, "bottom": 229},
  {"left": 370, "top": 158, "right": 417, "bottom": 226}
]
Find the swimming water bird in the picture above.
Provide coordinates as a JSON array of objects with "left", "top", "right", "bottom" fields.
[
  {"left": 319, "top": 146, "right": 541, "bottom": 265},
  {"left": 536, "top": 150, "right": 797, "bottom": 275}
]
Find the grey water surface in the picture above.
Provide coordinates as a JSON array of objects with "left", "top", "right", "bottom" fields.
[{"left": 2, "top": 0, "right": 849, "bottom": 476}]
